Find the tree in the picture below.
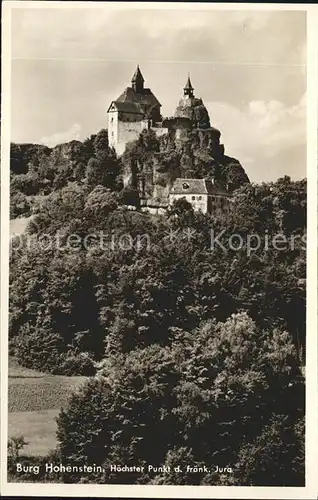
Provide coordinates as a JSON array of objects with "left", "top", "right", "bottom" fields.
[
  {"left": 232, "top": 414, "right": 305, "bottom": 486},
  {"left": 74, "top": 162, "right": 86, "bottom": 182},
  {"left": 86, "top": 155, "right": 121, "bottom": 191},
  {"left": 56, "top": 313, "right": 304, "bottom": 485},
  {"left": 57, "top": 345, "right": 181, "bottom": 483},
  {"left": 10, "top": 190, "right": 31, "bottom": 218},
  {"left": 167, "top": 197, "right": 195, "bottom": 226},
  {"left": 93, "top": 129, "right": 109, "bottom": 157},
  {"left": 8, "top": 436, "right": 28, "bottom": 462},
  {"left": 118, "top": 185, "right": 140, "bottom": 207},
  {"left": 84, "top": 186, "right": 118, "bottom": 218},
  {"left": 9, "top": 164, "right": 306, "bottom": 375},
  {"left": 9, "top": 247, "right": 103, "bottom": 374}
]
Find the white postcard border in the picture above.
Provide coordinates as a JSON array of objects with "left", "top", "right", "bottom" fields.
[{"left": 1, "top": 2, "right": 317, "bottom": 498}]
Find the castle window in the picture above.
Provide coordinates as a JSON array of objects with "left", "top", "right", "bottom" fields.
[
  {"left": 198, "top": 196, "right": 202, "bottom": 200},
  {"left": 192, "top": 196, "right": 195, "bottom": 200}
]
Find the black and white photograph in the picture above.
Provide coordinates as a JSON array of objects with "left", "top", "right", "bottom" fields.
[{"left": 1, "top": 2, "right": 317, "bottom": 498}]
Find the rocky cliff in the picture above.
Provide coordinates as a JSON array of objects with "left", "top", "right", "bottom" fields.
[
  {"left": 11, "top": 140, "right": 90, "bottom": 176},
  {"left": 174, "top": 96, "right": 211, "bottom": 129},
  {"left": 10, "top": 139, "right": 95, "bottom": 196},
  {"left": 122, "top": 125, "right": 250, "bottom": 207},
  {"left": 121, "top": 91, "right": 250, "bottom": 206}
]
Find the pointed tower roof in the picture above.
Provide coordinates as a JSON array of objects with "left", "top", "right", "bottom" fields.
[
  {"left": 132, "top": 65, "right": 144, "bottom": 83},
  {"left": 184, "top": 74, "right": 194, "bottom": 91}
]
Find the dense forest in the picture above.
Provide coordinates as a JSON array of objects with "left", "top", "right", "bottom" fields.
[{"left": 9, "top": 128, "right": 306, "bottom": 485}]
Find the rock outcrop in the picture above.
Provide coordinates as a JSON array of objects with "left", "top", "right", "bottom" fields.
[
  {"left": 122, "top": 122, "right": 250, "bottom": 208},
  {"left": 120, "top": 83, "right": 251, "bottom": 207},
  {"left": 174, "top": 96, "right": 211, "bottom": 129}
]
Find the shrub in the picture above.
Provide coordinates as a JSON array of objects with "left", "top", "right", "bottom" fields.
[
  {"left": 7, "top": 448, "right": 63, "bottom": 483},
  {"left": 10, "top": 329, "right": 66, "bottom": 374},
  {"left": 59, "top": 353, "right": 96, "bottom": 376},
  {"left": 8, "top": 435, "right": 28, "bottom": 464},
  {"left": 118, "top": 185, "right": 140, "bottom": 207},
  {"left": 10, "top": 190, "right": 31, "bottom": 218}
]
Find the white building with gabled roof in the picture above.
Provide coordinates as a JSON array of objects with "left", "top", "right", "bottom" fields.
[{"left": 169, "top": 178, "right": 230, "bottom": 215}]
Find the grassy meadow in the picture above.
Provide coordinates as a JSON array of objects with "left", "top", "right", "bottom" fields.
[{"left": 8, "top": 357, "right": 87, "bottom": 456}]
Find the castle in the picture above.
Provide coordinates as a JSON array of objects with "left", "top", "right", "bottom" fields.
[
  {"left": 107, "top": 66, "right": 244, "bottom": 214},
  {"left": 107, "top": 65, "right": 223, "bottom": 157}
]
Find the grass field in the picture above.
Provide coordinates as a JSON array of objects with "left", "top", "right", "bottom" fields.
[
  {"left": 8, "top": 410, "right": 60, "bottom": 456},
  {"left": 10, "top": 216, "right": 33, "bottom": 238},
  {"left": 8, "top": 357, "right": 87, "bottom": 456}
]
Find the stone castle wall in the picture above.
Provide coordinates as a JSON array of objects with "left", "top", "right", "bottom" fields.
[
  {"left": 107, "top": 111, "right": 119, "bottom": 151},
  {"left": 118, "top": 119, "right": 148, "bottom": 144},
  {"left": 108, "top": 111, "right": 169, "bottom": 157},
  {"left": 109, "top": 118, "right": 147, "bottom": 156}
]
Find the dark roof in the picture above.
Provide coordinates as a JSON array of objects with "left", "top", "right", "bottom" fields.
[
  {"left": 184, "top": 75, "right": 194, "bottom": 91},
  {"left": 132, "top": 65, "right": 144, "bottom": 83},
  {"left": 170, "top": 178, "right": 228, "bottom": 195},
  {"left": 108, "top": 100, "right": 144, "bottom": 114},
  {"left": 116, "top": 86, "right": 161, "bottom": 109}
]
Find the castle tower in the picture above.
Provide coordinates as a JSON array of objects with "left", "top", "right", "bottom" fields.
[
  {"left": 183, "top": 74, "right": 194, "bottom": 99},
  {"left": 174, "top": 74, "right": 211, "bottom": 130},
  {"left": 107, "top": 66, "right": 165, "bottom": 157},
  {"left": 131, "top": 65, "right": 144, "bottom": 94}
]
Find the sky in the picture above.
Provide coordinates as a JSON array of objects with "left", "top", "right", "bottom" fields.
[{"left": 10, "top": 5, "right": 306, "bottom": 183}]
